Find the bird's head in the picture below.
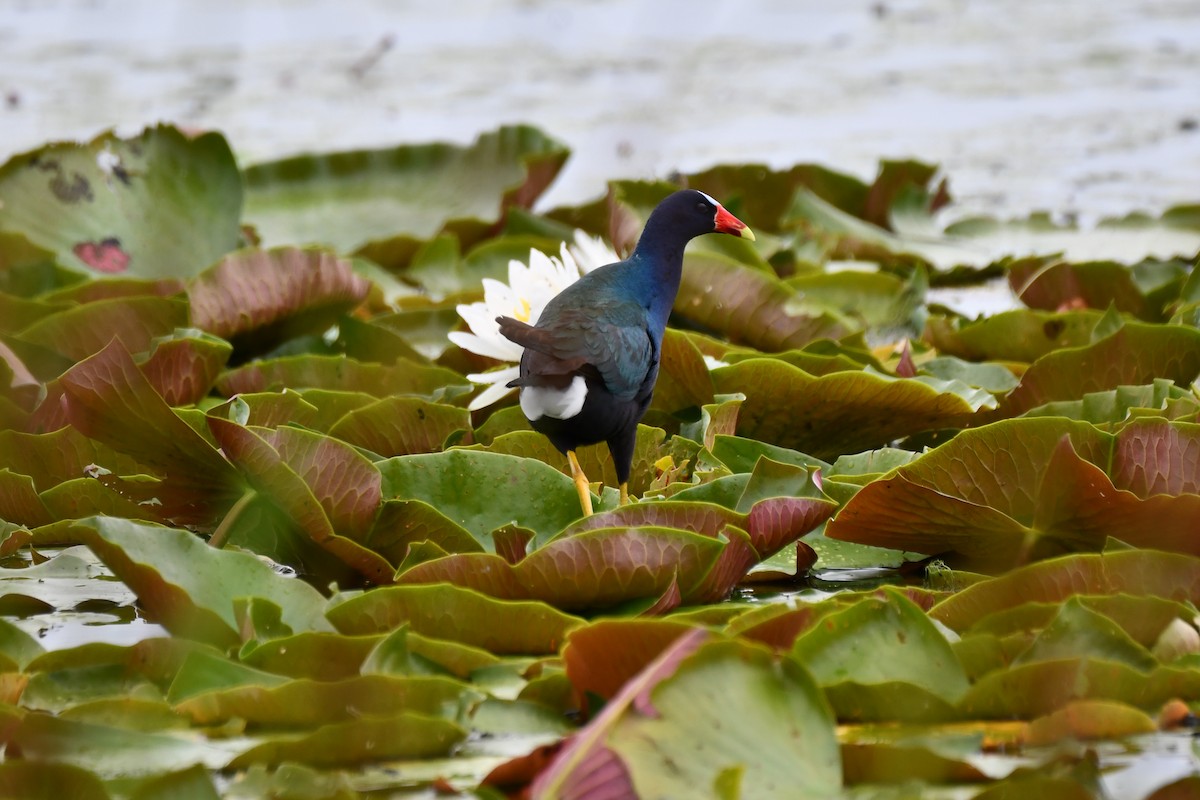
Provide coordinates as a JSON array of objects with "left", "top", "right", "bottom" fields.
[{"left": 649, "top": 189, "right": 756, "bottom": 243}]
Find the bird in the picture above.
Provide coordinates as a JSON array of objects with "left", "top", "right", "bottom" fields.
[{"left": 495, "top": 189, "right": 754, "bottom": 516}]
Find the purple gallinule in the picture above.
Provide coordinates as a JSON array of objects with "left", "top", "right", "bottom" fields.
[{"left": 496, "top": 189, "right": 754, "bottom": 515}]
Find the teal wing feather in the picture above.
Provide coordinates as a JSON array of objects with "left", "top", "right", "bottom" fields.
[{"left": 498, "top": 301, "right": 654, "bottom": 402}]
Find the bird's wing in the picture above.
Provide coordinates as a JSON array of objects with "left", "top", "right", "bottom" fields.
[{"left": 497, "top": 304, "right": 654, "bottom": 402}]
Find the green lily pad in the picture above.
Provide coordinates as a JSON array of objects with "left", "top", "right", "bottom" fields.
[
  {"left": 376, "top": 449, "right": 584, "bottom": 546},
  {"left": 72, "top": 516, "right": 334, "bottom": 649},
  {"left": 1000, "top": 320, "right": 1200, "bottom": 415},
  {"left": 242, "top": 125, "right": 568, "bottom": 256},
  {"left": 326, "top": 583, "right": 583, "bottom": 655},
  {"left": 792, "top": 588, "right": 968, "bottom": 721},
  {"left": 713, "top": 358, "right": 988, "bottom": 460},
  {"left": 328, "top": 396, "right": 470, "bottom": 457},
  {"left": 925, "top": 308, "right": 1103, "bottom": 363},
  {"left": 0, "top": 125, "right": 243, "bottom": 278}
]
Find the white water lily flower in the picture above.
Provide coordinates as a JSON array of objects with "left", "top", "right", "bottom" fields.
[{"left": 450, "top": 230, "right": 618, "bottom": 411}]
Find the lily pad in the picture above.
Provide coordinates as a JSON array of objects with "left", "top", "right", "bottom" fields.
[
  {"left": 242, "top": 125, "right": 568, "bottom": 256},
  {"left": 0, "top": 125, "right": 242, "bottom": 278},
  {"left": 326, "top": 583, "right": 583, "bottom": 655},
  {"left": 713, "top": 358, "right": 988, "bottom": 460},
  {"left": 72, "top": 516, "right": 333, "bottom": 649},
  {"left": 376, "top": 449, "right": 584, "bottom": 546},
  {"left": 187, "top": 247, "right": 369, "bottom": 357}
]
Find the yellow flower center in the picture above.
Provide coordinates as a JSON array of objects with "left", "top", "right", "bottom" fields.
[{"left": 515, "top": 297, "right": 532, "bottom": 322}]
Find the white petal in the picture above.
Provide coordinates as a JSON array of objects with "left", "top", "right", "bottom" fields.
[
  {"left": 569, "top": 230, "right": 619, "bottom": 273},
  {"left": 447, "top": 330, "right": 523, "bottom": 362},
  {"left": 465, "top": 366, "right": 521, "bottom": 410}
]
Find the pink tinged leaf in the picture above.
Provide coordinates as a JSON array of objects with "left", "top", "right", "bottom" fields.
[
  {"left": 262, "top": 426, "right": 383, "bottom": 541},
  {"left": 187, "top": 247, "right": 369, "bottom": 340},
  {"left": 59, "top": 338, "right": 240, "bottom": 526},
  {"left": 138, "top": 335, "right": 231, "bottom": 407},
  {"left": 73, "top": 237, "right": 130, "bottom": 273},
  {"left": 895, "top": 339, "right": 917, "bottom": 378},
  {"left": 206, "top": 417, "right": 394, "bottom": 584},
  {"left": 493, "top": 524, "right": 534, "bottom": 564},
  {"left": 1111, "top": 418, "right": 1200, "bottom": 498},
  {"left": 640, "top": 576, "right": 681, "bottom": 617},
  {"left": 746, "top": 496, "right": 837, "bottom": 559},
  {"left": 530, "top": 628, "right": 709, "bottom": 800}
]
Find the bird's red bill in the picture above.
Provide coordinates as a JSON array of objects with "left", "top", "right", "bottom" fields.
[{"left": 713, "top": 205, "right": 754, "bottom": 239}]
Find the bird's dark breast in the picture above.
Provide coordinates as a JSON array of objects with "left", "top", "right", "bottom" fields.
[{"left": 530, "top": 373, "right": 654, "bottom": 455}]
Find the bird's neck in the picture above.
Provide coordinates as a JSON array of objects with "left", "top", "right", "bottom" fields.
[{"left": 628, "top": 237, "right": 686, "bottom": 332}]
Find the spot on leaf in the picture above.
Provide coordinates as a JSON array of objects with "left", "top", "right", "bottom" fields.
[{"left": 73, "top": 237, "right": 130, "bottom": 273}]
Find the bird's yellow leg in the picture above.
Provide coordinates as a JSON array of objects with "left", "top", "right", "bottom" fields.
[
  {"left": 567, "top": 450, "right": 594, "bottom": 516},
  {"left": 619, "top": 482, "right": 630, "bottom": 506}
]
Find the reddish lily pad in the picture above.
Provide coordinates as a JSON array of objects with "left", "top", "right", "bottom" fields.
[
  {"left": 216, "top": 354, "right": 470, "bottom": 403},
  {"left": 58, "top": 339, "right": 241, "bottom": 528},
  {"left": 206, "top": 417, "right": 392, "bottom": 583},
  {"left": 676, "top": 253, "right": 848, "bottom": 352},
  {"left": 137, "top": 330, "right": 232, "bottom": 407},
  {"left": 825, "top": 418, "right": 1200, "bottom": 571},
  {"left": 930, "top": 550, "right": 1200, "bottom": 633},
  {"left": 188, "top": 247, "right": 369, "bottom": 355},
  {"left": 397, "top": 526, "right": 724, "bottom": 610}
]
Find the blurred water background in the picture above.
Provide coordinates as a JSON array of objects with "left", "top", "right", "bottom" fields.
[{"left": 2, "top": 0, "right": 1198, "bottom": 223}]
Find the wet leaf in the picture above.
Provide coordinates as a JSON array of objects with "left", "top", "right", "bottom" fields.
[{"left": 73, "top": 516, "right": 334, "bottom": 648}]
